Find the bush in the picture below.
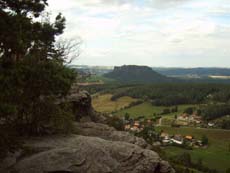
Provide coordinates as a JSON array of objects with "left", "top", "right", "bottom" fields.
[
  {"left": 135, "top": 125, "right": 159, "bottom": 144},
  {"left": 160, "top": 108, "right": 171, "bottom": 115},
  {"left": 220, "top": 119, "right": 230, "bottom": 129},
  {"left": 107, "top": 116, "right": 124, "bottom": 131},
  {"left": 184, "top": 107, "right": 194, "bottom": 115},
  {"left": 201, "top": 135, "right": 209, "bottom": 145}
]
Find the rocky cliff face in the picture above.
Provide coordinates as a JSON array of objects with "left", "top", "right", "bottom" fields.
[{"left": 1, "top": 89, "right": 175, "bottom": 173}]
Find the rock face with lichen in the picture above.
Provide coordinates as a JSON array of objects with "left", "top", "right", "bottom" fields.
[{"left": 1, "top": 87, "right": 175, "bottom": 173}]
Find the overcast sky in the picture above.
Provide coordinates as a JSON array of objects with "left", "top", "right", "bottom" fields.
[{"left": 48, "top": 0, "right": 230, "bottom": 67}]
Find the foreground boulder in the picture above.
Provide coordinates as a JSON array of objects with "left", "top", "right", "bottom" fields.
[{"left": 10, "top": 135, "right": 174, "bottom": 173}]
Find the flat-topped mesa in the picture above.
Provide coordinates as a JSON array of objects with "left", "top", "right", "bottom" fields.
[
  {"left": 104, "top": 65, "right": 173, "bottom": 83},
  {"left": 113, "top": 65, "right": 153, "bottom": 72}
]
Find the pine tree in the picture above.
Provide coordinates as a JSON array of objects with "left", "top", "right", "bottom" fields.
[
  {"left": 0, "top": 0, "right": 65, "bottom": 64},
  {"left": 0, "top": 0, "right": 77, "bottom": 158}
]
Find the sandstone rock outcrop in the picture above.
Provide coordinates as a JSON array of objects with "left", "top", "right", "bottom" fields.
[
  {"left": 74, "top": 122, "right": 149, "bottom": 149},
  {"left": 1, "top": 121, "right": 174, "bottom": 173},
  {"left": 1, "top": 88, "right": 174, "bottom": 173},
  {"left": 57, "top": 88, "right": 96, "bottom": 121},
  {"left": 10, "top": 135, "right": 174, "bottom": 173}
]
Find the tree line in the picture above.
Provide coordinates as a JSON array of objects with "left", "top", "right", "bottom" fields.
[{"left": 108, "top": 83, "right": 230, "bottom": 106}]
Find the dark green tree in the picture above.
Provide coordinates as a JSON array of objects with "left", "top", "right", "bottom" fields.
[
  {"left": 201, "top": 135, "right": 209, "bottom": 145},
  {"left": 184, "top": 107, "right": 193, "bottom": 115},
  {"left": 107, "top": 116, "right": 124, "bottom": 131},
  {"left": 162, "top": 108, "right": 170, "bottom": 115},
  {"left": 171, "top": 106, "right": 178, "bottom": 113},
  {"left": 0, "top": 0, "right": 65, "bottom": 64},
  {"left": 0, "top": 0, "right": 77, "bottom": 158},
  {"left": 174, "top": 114, "right": 178, "bottom": 119},
  {"left": 136, "top": 125, "right": 158, "bottom": 144},
  {"left": 124, "top": 113, "right": 130, "bottom": 121}
]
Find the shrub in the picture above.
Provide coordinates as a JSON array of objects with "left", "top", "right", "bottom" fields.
[{"left": 107, "top": 116, "right": 124, "bottom": 131}]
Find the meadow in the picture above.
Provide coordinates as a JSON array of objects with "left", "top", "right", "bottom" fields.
[
  {"left": 92, "top": 94, "right": 137, "bottom": 113},
  {"left": 156, "top": 126, "right": 230, "bottom": 172},
  {"left": 116, "top": 102, "right": 197, "bottom": 116},
  {"left": 93, "top": 93, "right": 198, "bottom": 124}
]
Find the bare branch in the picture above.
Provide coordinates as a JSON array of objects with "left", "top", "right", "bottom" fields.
[{"left": 54, "top": 37, "right": 82, "bottom": 64}]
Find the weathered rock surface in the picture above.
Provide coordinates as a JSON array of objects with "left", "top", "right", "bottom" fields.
[
  {"left": 74, "top": 122, "right": 149, "bottom": 149},
  {"left": 10, "top": 135, "right": 174, "bottom": 173},
  {"left": 1, "top": 88, "right": 174, "bottom": 173},
  {"left": 57, "top": 89, "right": 97, "bottom": 121},
  {"left": 1, "top": 122, "right": 174, "bottom": 173}
]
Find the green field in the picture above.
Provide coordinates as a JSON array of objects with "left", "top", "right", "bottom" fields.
[
  {"left": 115, "top": 102, "right": 197, "bottom": 119},
  {"left": 156, "top": 126, "right": 230, "bottom": 172},
  {"left": 92, "top": 94, "right": 137, "bottom": 113}
]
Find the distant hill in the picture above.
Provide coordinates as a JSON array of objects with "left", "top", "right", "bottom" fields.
[
  {"left": 104, "top": 65, "right": 173, "bottom": 83},
  {"left": 153, "top": 67, "right": 230, "bottom": 78}
]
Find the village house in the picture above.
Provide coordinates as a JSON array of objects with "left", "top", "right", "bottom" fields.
[
  {"left": 134, "top": 121, "right": 140, "bottom": 127},
  {"left": 125, "top": 120, "right": 143, "bottom": 132},
  {"left": 159, "top": 131, "right": 205, "bottom": 148},
  {"left": 160, "top": 132, "right": 171, "bottom": 144},
  {"left": 194, "top": 140, "right": 203, "bottom": 148},
  {"left": 130, "top": 126, "right": 141, "bottom": 132},
  {"left": 171, "top": 134, "right": 184, "bottom": 145},
  {"left": 147, "top": 119, "right": 153, "bottom": 125},
  {"left": 192, "top": 115, "right": 202, "bottom": 124},
  {"left": 124, "top": 124, "right": 131, "bottom": 131},
  {"left": 185, "top": 135, "right": 193, "bottom": 140},
  {"left": 178, "top": 113, "right": 189, "bottom": 121},
  {"left": 160, "top": 132, "right": 169, "bottom": 138},
  {"left": 208, "top": 122, "right": 215, "bottom": 127},
  {"left": 177, "top": 113, "right": 202, "bottom": 125}
]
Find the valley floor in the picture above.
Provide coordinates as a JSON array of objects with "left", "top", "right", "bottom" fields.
[{"left": 92, "top": 94, "right": 230, "bottom": 172}]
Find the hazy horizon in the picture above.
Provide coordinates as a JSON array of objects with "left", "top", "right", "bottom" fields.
[
  {"left": 72, "top": 64, "right": 230, "bottom": 69},
  {"left": 49, "top": 0, "right": 230, "bottom": 67}
]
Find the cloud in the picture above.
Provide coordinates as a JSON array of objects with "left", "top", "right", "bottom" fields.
[{"left": 48, "top": 0, "right": 230, "bottom": 67}]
